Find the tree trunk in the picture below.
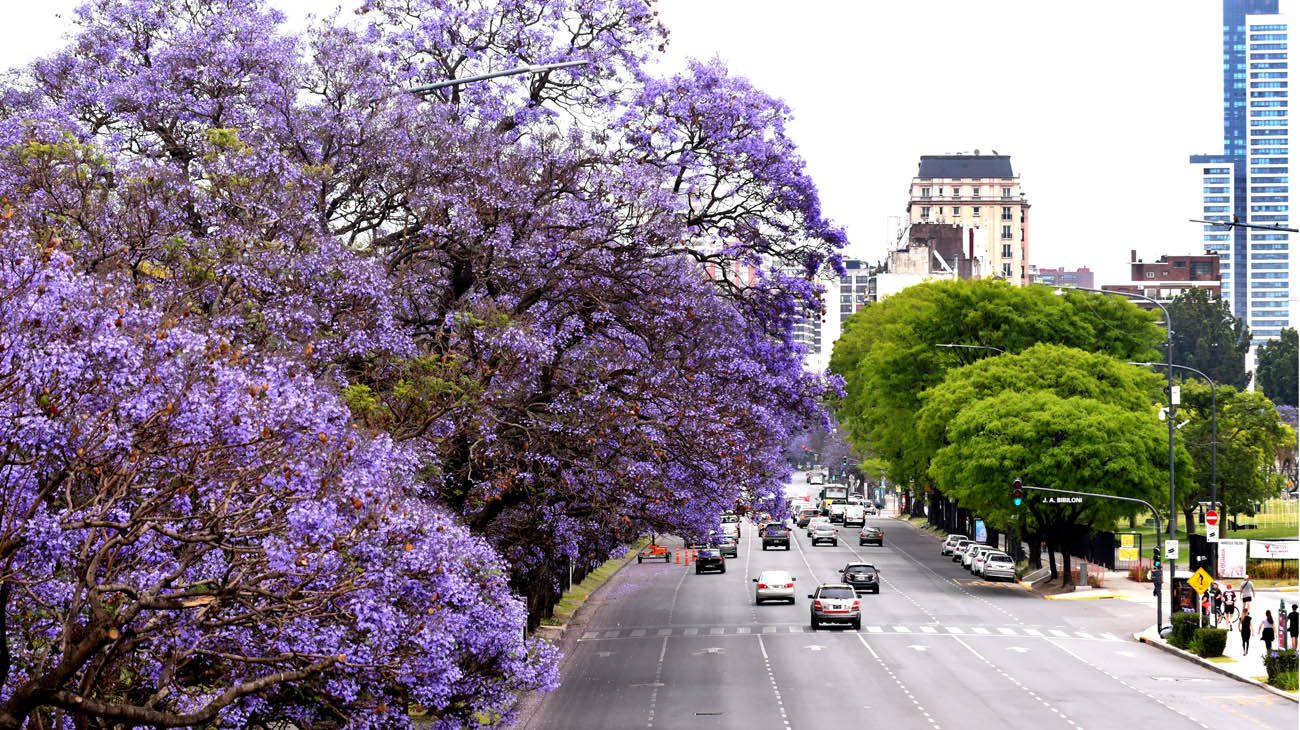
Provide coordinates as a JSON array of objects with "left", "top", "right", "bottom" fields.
[
  {"left": 1046, "top": 541, "right": 1058, "bottom": 579},
  {"left": 1061, "top": 543, "right": 1074, "bottom": 587},
  {"left": 1183, "top": 507, "right": 1197, "bottom": 537}
]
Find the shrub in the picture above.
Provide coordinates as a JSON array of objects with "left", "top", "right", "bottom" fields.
[
  {"left": 1190, "top": 627, "right": 1228, "bottom": 657},
  {"left": 1168, "top": 613, "right": 1201, "bottom": 649},
  {"left": 1264, "top": 649, "right": 1299, "bottom": 688},
  {"left": 1273, "top": 671, "right": 1298, "bottom": 691},
  {"left": 1127, "top": 560, "right": 1152, "bottom": 583}
]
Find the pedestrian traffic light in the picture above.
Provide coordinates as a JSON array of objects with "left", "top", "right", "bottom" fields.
[
  {"left": 1012, "top": 478, "right": 1023, "bottom": 507},
  {"left": 1152, "top": 546, "right": 1162, "bottom": 570}
]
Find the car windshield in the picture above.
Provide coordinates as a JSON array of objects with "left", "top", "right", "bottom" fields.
[
  {"left": 759, "top": 572, "right": 791, "bottom": 583},
  {"left": 762, "top": 525, "right": 786, "bottom": 535},
  {"left": 844, "top": 564, "right": 875, "bottom": 573},
  {"left": 818, "top": 587, "right": 856, "bottom": 599},
  {"left": 698, "top": 549, "right": 720, "bottom": 557}
]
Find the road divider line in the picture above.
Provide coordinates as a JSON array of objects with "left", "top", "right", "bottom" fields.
[
  {"left": 1046, "top": 638, "right": 1211, "bottom": 730},
  {"left": 646, "top": 636, "right": 668, "bottom": 729},
  {"left": 854, "top": 633, "right": 940, "bottom": 728},
  {"left": 952, "top": 634, "right": 1081, "bottom": 729}
]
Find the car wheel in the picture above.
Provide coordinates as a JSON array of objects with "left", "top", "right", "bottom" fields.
[
  {"left": 852, "top": 619, "right": 861, "bottom": 631},
  {"left": 873, "top": 587, "right": 880, "bottom": 594},
  {"left": 695, "top": 568, "right": 701, "bottom": 575},
  {"left": 720, "top": 566, "right": 726, "bottom": 573},
  {"left": 811, "top": 617, "right": 819, "bottom": 631},
  {"left": 637, "top": 556, "right": 642, "bottom": 563},
  {"left": 785, "top": 544, "right": 790, "bottom": 551},
  {"left": 788, "top": 597, "right": 795, "bottom": 605}
]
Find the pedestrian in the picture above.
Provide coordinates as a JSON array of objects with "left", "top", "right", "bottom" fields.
[
  {"left": 1241, "top": 575, "right": 1255, "bottom": 610},
  {"left": 1289, "top": 604, "right": 1299, "bottom": 652},
  {"left": 1260, "top": 610, "right": 1276, "bottom": 654},
  {"left": 1240, "top": 608, "right": 1252, "bottom": 655}
]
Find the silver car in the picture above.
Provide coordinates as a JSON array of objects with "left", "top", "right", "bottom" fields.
[
  {"left": 971, "top": 546, "right": 1001, "bottom": 575},
  {"left": 950, "top": 539, "right": 973, "bottom": 561},
  {"left": 753, "top": 570, "right": 797, "bottom": 604},
  {"left": 981, "top": 552, "right": 1017, "bottom": 581},
  {"left": 806, "top": 516, "right": 831, "bottom": 537},
  {"left": 961, "top": 542, "right": 984, "bottom": 568},
  {"left": 942, "top": 534, "right": 968, "bottom": 556},
  {"left": 809, "top": 583, "right": 861, "bottom": 630},
  {"left": 810, "top": 523, "right": 838, "bottom": 546}
]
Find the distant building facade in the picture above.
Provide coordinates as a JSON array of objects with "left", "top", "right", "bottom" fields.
[
  {"left": 1032, "top": 266, "right": 1094, "bottom": 289},
  {"left": 1190, "top": 0, "right": 1292, "bottom": 340},
  {"left": 1102, "top": 250, "right": 1222, "bottom": 303},
  {"left": 906, "top": 153, "right": 1031, "bottom": 286},
  {"left": 793, "top": 257, "right": 872, "bottom": 373}
]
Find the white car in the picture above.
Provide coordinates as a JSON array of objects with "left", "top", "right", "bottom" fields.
[
  {"left": 950, "top": 539, "right": 973, "bottom": 561},
  {"left": 968, "top": 545, "right": 1000, "bottom": 573},
  {"left": 981, "top": 553, "right": 1017, "bottom": 581},
  {"left": 806, "top": 516, "right": 831, "bottom": 537},
  {"left": 971, "top": 547, "right": 1001, "bottom": 576},
  {"left": 942, "top": 534, "right": 969, "bottom": 556},
  {"left": 961, "top": 542, "right": 984, "bottom": 568},
  {"left": 843, "top": 504, "right": 866, "bottom": 527},
  {"left": 753, "top": 570, "right": 797, "bottom": 604},
  {"left": 828, "top": 503, "right": 847, "bottom": 523}
]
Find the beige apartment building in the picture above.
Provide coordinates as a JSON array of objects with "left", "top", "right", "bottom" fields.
[{"left": 905, "top": 153, "right": 1031, "bottom": 286}]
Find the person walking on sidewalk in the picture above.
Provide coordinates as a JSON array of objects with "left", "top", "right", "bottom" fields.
[
  {"left": 1240, "top": 575, "right": 1255, "bottom": 610},
  {"left": 1240, "top": 608, "right": 1253, "bottom": 655},
  {"left": 1260, "top": 610, "right": 1276, "bottom": 654},
  {"left": 1288, "top": 604, "right": 1298, "bottom": 651}
]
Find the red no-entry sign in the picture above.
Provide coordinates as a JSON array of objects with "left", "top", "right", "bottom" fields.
[{"left": 1206, "top": 509, "right": 1219, "bottom": 527}]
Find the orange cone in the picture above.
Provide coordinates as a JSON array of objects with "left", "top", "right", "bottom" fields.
[{"left": 675, "top": 547, "right": 681, "bottom": 564}]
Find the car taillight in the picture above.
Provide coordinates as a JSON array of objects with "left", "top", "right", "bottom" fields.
[
  {"left": 757, "top": 583, "right": 767, "bottom": 589},
  {"left": 813, "top": 600, "right": 823, "bottom": 610},
  {"left": 852, "top": 600, "right": 860, "bottom": 610},
  {"left": 785, "top": 583, "right": 793, "bottom": 588}
]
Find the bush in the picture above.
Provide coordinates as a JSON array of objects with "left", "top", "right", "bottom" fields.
[
  {"left": 1168, "top": 612, "right": 1201, "bottom": 649},
  {"left": 1273, "top": 671, "right": 1298, "bottom": 691},
  {"left": 1264, "top": 649, "right": 1299, "bottom": 688},
  {"left": 1190, "top": 627, "right": 1228, "bottom": 657}
]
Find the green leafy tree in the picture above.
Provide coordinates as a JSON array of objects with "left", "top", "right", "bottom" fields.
[
  {"left": 1168, "top": 287, "right": 1251, "bottom": 390},
  {"left": 1256, "top": 328, "right": 1298, "bottom": 407},
  {"left": 831, "top": 279, "right": 1164, "bottom": 489},
  {"left": 1177, "top": 381, "right": 1294, "bottom": 524},
  {"left": 920, "top": 345, "right": 1194, "bottom": 585}
]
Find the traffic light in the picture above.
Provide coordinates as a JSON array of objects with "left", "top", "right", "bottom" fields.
[
  {"left": 1152, "top": 546, "right": 1162, "bottom": 571},
  {"left": 1012, "top": 478, "right": 1023, "bottom": 507}
]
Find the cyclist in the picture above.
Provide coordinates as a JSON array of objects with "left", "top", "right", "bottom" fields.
[{"left": 1220, "top": 583, "right": 1239, "bottom": 629}]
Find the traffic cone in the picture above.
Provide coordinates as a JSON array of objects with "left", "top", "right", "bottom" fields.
[{"left": 675, "top": 547, "right": 681, "bottom": 564}]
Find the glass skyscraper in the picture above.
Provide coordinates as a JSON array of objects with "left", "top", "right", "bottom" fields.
[{"left": 1192, "top": 0, "right": 1292, "bottom": 340}]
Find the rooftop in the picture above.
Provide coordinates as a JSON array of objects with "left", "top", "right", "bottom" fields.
[{"left": 917, "top": 154, "right": 1015, "bottom": 180}]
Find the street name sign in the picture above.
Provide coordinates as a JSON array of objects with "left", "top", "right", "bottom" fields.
[{"left": 1188, "top": 568, "right": 1213, "bottom": 595}]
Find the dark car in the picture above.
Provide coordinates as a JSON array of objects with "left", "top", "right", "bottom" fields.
[
  {"left": 695, "top": 548, "right": 726, "bottom": 574},
  {"left": 795, "top": 508, "right": 820, "bottom": 528},
  {"left": 858, "top": 525, "right": 883, "bottom": 546},
  {"left": 760, "top": 522, "right": 791, "bottom": 551},
  {"left": 839, "top": 563, "right": 880, "bottom": 594}
]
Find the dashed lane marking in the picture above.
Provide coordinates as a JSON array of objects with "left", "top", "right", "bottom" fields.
[
  {"left": 952, "top": 634, "right": 1081, "bottom": 729},
  {"left": 1047, "top": 638, "right": 1212, "bottom": 730},
  {"left": 856, "top": 633, "right": 941, "bottom": 729}
]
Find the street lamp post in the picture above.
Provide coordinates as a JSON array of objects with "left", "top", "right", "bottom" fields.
[
  {"left": 1054, "top": 285, "right": 1176, "bottom": 625},
  {"left": 1129, "top": 361, "right": 1218, "bottom": 543}
]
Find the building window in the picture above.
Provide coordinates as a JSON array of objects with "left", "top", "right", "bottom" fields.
[
  {"left": 921, "top": 187, "right": 931, "bottom": 198},
  {"left": 1002, "top": 207, "right": 1013, "bottom": 221},
  {"left": 973, "top": 187, "right": 981, "bottom": 199},
  {"left": 973, "top": 207, "right": 981, "bottom": 217},
  {"left": 1002, "top": 244, "right": 1013, "bottom": 258},
  {"left": 1002, "top": 187, "right": 1012, "bottom": 199},
  {"left": 921, "top": 206, "right": 931, "bottom": 219},
  {"left": 1001, "top": 225, "right": 1013, "bottom": 239},
  {"left": 1146, "top": 272, "right": 1155, "bottom": 279},
  {"left": 953, "top": 187, "right": 962, "bottom": 197},
  {"left": 1002, "top": 263, "right": 1012, "bottom": 277},
  {"left": 952, "top": 206, "right": 961, "bottom": 215}
]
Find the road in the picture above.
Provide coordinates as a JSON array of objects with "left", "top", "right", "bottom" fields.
[{"left": 523, "top": 479, "right": 1297, "bottom": 730}]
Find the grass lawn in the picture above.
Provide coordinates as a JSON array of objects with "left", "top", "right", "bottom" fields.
[{"left": 541, "top": 537, "right": 650, "bottom": 627}]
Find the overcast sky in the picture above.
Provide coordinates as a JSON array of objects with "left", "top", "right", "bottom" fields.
[{"left": 2, "top": 1, "right": 1291, "bottom": 284}]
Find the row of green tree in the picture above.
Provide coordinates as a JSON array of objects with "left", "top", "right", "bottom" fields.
[{"left": 830, "top": 280, "right": 1295, "bottom": 584}]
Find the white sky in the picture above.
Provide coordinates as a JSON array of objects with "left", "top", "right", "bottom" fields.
[{"left": 2, "top": 0, "right": 1293, "bottom": 284}]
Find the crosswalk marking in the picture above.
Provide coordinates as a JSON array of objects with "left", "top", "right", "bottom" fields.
[
  {"left": 1049, "top": 629, "right": 1068, "bottom": 637},
  {"left": 973, "top": 627, "right": 991, "bottom": 635},
  {"left": 762, "top": 626, "right": 776, "bottom": 634},
  {"left": 867, "top": 625, "right": 884, "bottom": 633},
  {"left": 921, "top": 626, "right": 937, "bottom": 634},
  {"left": 735, "top": 626, "right": 751, "bottom": 634},
  {"left": 1075, "top": 631, "right": 1095, "bottom": 640},
  {"left": 583, "top": 631, "right": 599, "bottom": 639},
  {"left": 684, "top": 628, "right": 698, "bottom": 636},
  {"left": 1023, "top": 628, "right": 1043, "bottom": 636},
  {"left": 710, "top": 627, "right": 725, "bottom": 635},
  {"left": 657, "top": 628, "right": 672, "bottom": 637},
  {"left": 947, "top": 626, "right": 965, "bottom": 634},
  {"left": 630, "top": 629, "right": 646, "bottom": 637},
  {"left": 998, "top": 627, "right": 1017, "bottom": 636},
  {"left": 1099, "top": 632, "right": 1119, "bottom": 641},
  {"left": 892, "top": 625, "right": 911, "bottom": 633}
]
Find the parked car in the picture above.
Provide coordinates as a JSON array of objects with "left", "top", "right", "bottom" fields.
[
  {"left": 858, "top": 525, "right": 884, "bottom": 546},
  {"left": 843, "top": 504, "right": 866, "bottom": 527},
  {"left": 809, "top": 583, "right": 861, "bottom": 630},
  {"left": 971, "top": 547, "right": 1001, "bottom": 576},
  {"left": 810, "top": 523, "right": 838, "bottom": 546},
  {"left": 961, "top": 542, "right": 986, "bottom": 569},
  {"left": 795, "top": 508, "right": 820, "bottom": 528},
  {"left": 760, "top": 522, "right": 792, "bottom": 551},
  {"left": 753, "top": 570, "right": 797, "bottom": 604},
  {"left": 806, "top": 516, "right": 831, "bottom": 537},
  {"left": 942, "top": 534, "right": 969, "bottom": 556},
  {"left": 981, "top": 552, "right": 1017, "bottom": 582},
  {"left": 694, "top": 548, "right": 725, "bottom": 574},
  {"left": 839, "top": 563, "right": 880, "bottom": 594},
  {"left": 951, "top": 539, "right": 973, "bottom": 562}
]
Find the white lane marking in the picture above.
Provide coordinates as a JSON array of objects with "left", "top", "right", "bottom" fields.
[
  {"left": 630, "top": 629, "right": 646, "bottom": 637},
  {"left": 709, "top": 627, "right": 725, "bottom": 635},
  {"left": 656, "top": 628, "right": 671, "bottom": 637},
  {"left": 854, "top": 633, "right": 940, "bottom": 728},
  {"left": 1075, "top": 631, "right": 1096, "bottom": 640},
  {"left": 998, "top": 627, "right": 1017, "bottom": 636},
  {"left": 646, "top": 636, "right": 668, "bottom": 728},
  {"left": 1099, "top": 632, "right": 1119, "bottom": 641},
  {"left": 1049, "top": 629, "right": 1068, "bottom": 637},
  {"left": 756, "top": 635, "right": 792, "bottom": 729},
  {"left": 762, "top": 626, "right": 776, "bottom": 634},
  {"left": 952, "top": 634, "right": 1080, "bottom": 728},
  {"left": 1023, "top": 628, "right": 1043, "bottom": 636},
  {"left": 947, "top": 626, "right": 966, "bottom": 634},
  {"left": 867, "top": 625, "right": 884, "bottom": 633},
  {"left": 893, "top": 626, "right": 912, "bottom": 633},
  {"left": 1046, "top": 638, "right": 1211, "bottom": 730},
  {"left": 683, "top": 628, "right": 698, "bottom": 636},
  {"left": 921, "top": 626, "right": 938, "bottom": 634},
  {"left": 973, "top": 627, "right": 991, "bottom": 635}
]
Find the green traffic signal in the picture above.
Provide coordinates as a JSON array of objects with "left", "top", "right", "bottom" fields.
[{"left": 1012, "top": 478, "right": 1023, "bottom": 507}]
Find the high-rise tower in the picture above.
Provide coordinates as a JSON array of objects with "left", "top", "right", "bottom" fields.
[{"left": 1192, "top": 0, "right": 1292, "bottom": 340}]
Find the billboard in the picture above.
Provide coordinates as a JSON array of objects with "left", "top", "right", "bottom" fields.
[
  {"left": 1249, "top": 539, "right": 1300, "bottom": 560},
  {"left": 1217, "top": 539, "right": 1248, "bottom": 578}
]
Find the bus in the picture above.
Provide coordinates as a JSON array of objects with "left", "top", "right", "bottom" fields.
[{"left": 819, "top": 484, "right": 848, "bottom": 512}]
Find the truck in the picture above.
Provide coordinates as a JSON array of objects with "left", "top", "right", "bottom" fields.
[{"left": 843, "top": 503, "right": 866, "bottom": 527}]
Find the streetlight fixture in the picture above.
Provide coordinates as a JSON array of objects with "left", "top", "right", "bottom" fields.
[
  {"left": 407, "top": 60, "right": 590, "bottom": 95},
  {"left": 1053, "top": 284, "right": 1176, "bottom": 623}
]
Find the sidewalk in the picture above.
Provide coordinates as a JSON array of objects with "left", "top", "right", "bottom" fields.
[{"left": 1134, "top": 622, "right": 1298, "bottom": 702}]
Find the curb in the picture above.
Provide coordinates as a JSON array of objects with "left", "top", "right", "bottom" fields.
[
  {"left": 1044, "top": 590, "right": 1120, "bottom": 601},
  {"left": 1133, "top": 631, "right": 1300, "bottom": 703}
]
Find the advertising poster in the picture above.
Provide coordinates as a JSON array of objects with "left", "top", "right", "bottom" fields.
[
  {"left": 1249, "top": 539, "right": 1300, "bottom": 560},
  {"left": 1217, "top": 539, "right": 1248, "bottom": 578},
  {"left": 974, "top": 519, "right": 987, "bottom": 543}
]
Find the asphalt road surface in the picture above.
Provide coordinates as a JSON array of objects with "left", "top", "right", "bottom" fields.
[{"left": 523, "top": 481, "right": 1297, "bottom": 730}]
